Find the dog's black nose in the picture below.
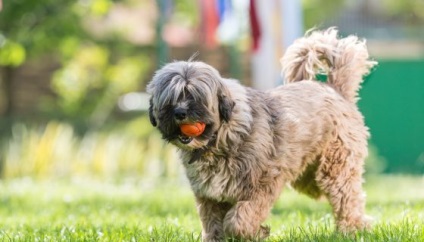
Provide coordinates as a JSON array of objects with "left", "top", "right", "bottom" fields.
[{"left": 174, "top": 108, "right": 187, "bottom": 120}]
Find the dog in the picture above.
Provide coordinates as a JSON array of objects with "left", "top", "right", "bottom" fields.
[{"left": 147, "top": 28, "right": 377, "bottom": 241}]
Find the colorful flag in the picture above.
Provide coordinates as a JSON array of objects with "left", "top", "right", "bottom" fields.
[{"left": 201, "top": 0, "right": 220, "bottom": 48}]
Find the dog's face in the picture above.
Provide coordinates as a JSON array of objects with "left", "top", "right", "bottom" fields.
[{"left": 147, "top": 61, "right": 234, "bottom": 150}]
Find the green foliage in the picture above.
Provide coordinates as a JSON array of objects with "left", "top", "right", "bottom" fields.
[
  {"left": 48, "top": 43, "right": 151, "bottom": 125},
  {"left": 0, "top": 176, "right": 423, "bottom": 241},
  {"left": 79, "top": 0, "right": 113, "bottom": 16},
  {"left": 0, "top": 39, "right": 26, "bottom": 66},
  {"left": 0, "top": 0, "right": 115, "bottom": 61},
  {"left": 0, "top": 0, "right": 85, "bottom": 61},
  {"left": 0, "top": 0, "right": 153, "bottom": 124},
  {"left": 1, "top": 119, "right": 177, "bottom": 180},
  {"left": 51, "top": 45, "right": 109, "bottom": 113},
  {"left": 173, "top": 0, "right": 200, "bottom": 27},
  {"left": 302, "top": 0, "right": 346, "bottom": 29}
]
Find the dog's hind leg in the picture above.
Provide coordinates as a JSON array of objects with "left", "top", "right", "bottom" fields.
[
  {"left": 316, "top": 137, "right": 372, "bottom": 233},
  {"left": 196, "top": 197, "right": 232, "bottom": 242}
]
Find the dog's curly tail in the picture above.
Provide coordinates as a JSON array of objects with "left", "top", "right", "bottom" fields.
[{"left": 280, "top": 28, "right": 377, "bottom": 103}]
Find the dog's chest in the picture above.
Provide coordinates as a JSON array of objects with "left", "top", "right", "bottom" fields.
[{"left": 185, "top": 157, "right": 238, "bottom": 202}]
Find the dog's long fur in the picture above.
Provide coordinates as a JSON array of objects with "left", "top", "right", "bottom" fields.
[{"left": 147, "top": 28, "right": 377, "bottom": 241}]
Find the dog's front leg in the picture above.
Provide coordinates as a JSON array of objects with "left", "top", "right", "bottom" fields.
[
  {"left": 223, "top": 197, "right": 272, "bottom": 240},
  {"left": 196, "top": 197, "right": 232, "bottom": 242}
]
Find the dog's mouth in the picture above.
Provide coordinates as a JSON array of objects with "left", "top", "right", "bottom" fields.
[{"left": 178, "top": 134, "right": 193, "bottom": 144}]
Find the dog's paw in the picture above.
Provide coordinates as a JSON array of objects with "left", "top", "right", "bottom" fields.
[
  {"left": 257, "top": 225, "right": 271, "bottom": 240},
  {"left": 224, "top": 224, "right": 270, "bottom": 241},
  {"left": 203, "top": 233, "right": 225, "bottom": 242},
  {"left": 337, "top": 215, "right": 373, "bottom": 234}
]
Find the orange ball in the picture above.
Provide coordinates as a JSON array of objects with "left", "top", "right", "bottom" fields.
[{"left": 180, "top": 122, "right": 206, "bottom": 137}]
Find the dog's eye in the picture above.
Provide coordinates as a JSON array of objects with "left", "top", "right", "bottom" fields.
[
  {"left": 177, "top": 91, "right": 193, "bottom": 102},
  {"left": 161, "top": 104, "right": 174, "bottom": 112}
]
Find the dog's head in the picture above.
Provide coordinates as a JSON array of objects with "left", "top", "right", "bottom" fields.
[{"left": 147, "top": 61, "right": 234, "bottom": 150}]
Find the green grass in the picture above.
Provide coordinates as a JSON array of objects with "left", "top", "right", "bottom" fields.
[{"left": 0, "top": 176, "right": 423, "bottom": 241}]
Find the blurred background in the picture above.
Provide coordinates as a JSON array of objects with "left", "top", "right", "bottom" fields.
[{"left": 0, "top": 0, "right": 423, "bottom": 182}]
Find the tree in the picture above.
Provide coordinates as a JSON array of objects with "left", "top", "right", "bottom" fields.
[
  {"left": 0, "top": 0, "right": 152, "bottom": 127},
  {"left": 0, "top": 0, "right": 88, "bottom": 116}
]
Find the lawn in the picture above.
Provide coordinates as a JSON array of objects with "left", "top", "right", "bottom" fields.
[{"left": 0, "top": 175, "right": 423, "bottom": 241}]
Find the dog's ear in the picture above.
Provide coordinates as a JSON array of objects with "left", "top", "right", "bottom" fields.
[
  {"left": 218, "top": 93, "right": 235, "bottom": 122},
  {"left": 149, "top": 98, "right": 157, "bottom": 127}
]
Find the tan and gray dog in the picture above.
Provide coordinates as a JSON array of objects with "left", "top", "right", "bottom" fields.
[{"left": 147, "top": 28, "right": 377, "bottom": 241}]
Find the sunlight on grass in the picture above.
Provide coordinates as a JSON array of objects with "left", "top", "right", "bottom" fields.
[{"left": 0, "top": 175, "right": 423, "bottom": 241}]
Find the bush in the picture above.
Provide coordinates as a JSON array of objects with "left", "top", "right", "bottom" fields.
[{"left": 1, "top": 117, "right": 180, "bottom": 181}]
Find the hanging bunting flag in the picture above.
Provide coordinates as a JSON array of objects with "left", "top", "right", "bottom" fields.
[
  {"left": 201, "top": 0, "right": 220, "bottom": 48},
  {"left": 217, "top": 0, "right": 232, "bottom": 22},
  {"left": 249, "top": 0, "right": 261, "bottom": 51},
  {"left": 216, "top": 0, "right": 239, "bottom": 44}
]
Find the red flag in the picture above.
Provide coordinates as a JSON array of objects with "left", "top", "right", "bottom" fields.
[
  {"left": 201, "top": 0, "right": 220, "bottom": 48},
  {"left": 249, "top": 0, "right": 261, "bottom": 51}
]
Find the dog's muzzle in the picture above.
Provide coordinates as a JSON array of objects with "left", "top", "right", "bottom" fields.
[
  {"left": 173, "top": 107, "right": 194, "bottom": 144},
  {"left": 174, "top": 107, "right": 187, "bottom": 121},
  {"left": 179, "top": 135, "right": 193, "bottom": 144}
]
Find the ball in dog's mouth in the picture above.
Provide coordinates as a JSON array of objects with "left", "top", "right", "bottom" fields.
[
  {"left": 178, "top": 122, "right": 205, "bottom": 144},
  {"left": 181, "top": 122, "right": 206, "bottom": 136}
]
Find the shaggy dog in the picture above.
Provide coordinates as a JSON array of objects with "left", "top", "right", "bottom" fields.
[{"left": 147, "top": 28, "right": 377, "bottom": 241}]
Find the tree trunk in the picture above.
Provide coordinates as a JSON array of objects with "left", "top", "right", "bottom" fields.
[{"left": 0, "top": 66, "right": 14, "bottom": 117}]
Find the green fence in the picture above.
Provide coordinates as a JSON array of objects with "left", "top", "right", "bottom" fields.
[{"left": 359, "top": 60, "right": 424, "bottom": 173}]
